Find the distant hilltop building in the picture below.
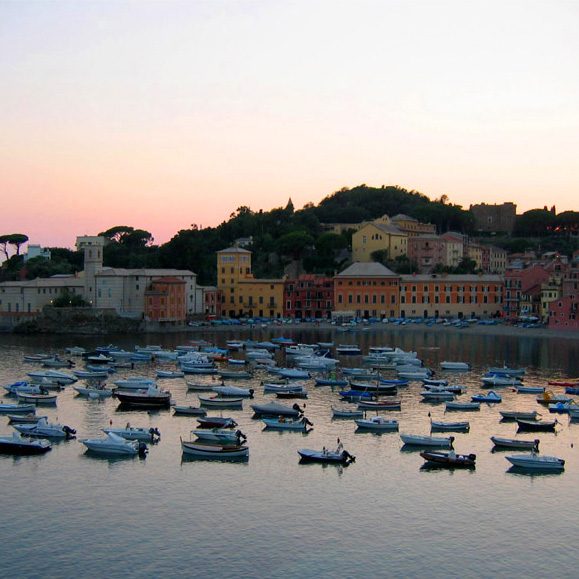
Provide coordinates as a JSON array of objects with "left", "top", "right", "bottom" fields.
[
  {"left": 321, "top": 213, "right": 436, "bottom": 237},
  {"left": 24, "top": 244, "right": 51, "bottom": 263},
  {"left": 470, "top": 202, "right": 517, "bottom": 234}
]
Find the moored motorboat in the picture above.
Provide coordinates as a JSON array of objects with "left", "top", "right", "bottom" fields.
[
  {"left": 196, "top": 417, "right": 237, "bottom": 429},
  {"left": 516, "top": 419, "right": 557, "bottom": 432},
  {"left": 16, "top": 392, "right": 58, "bottom": 405},
  {"left": 400, "top": 434, "right": 454, "bottom": 448},
  {"left": 0, "top": 403, "right": 37, "bottom": 414},
  {"left": 298, "top": 445, "right": 355, "bottom": 464},
  {"left": 198, "top": 395, "right": 244, "bottom": 409},
  {"left": 440, "top": 361, "right": 470, "bottom": 371},
  {"left": 420, "top": 450, "right": 476, "bottom": 468},
  {"left": 471, "top": 391, "right": 502, "bottom": 403},
  {"left": 516, "top": 385, "right": 545, "bottom": 394},
  {"left": 548, "top": 401, "right": 576, "bottom": 414},
  {"left": 0, "top": 432, "right": 52, "bottom": 455},
  {"left": 172, "top": 406, "right": 207, "bottom": 416},
  {"left": 315, "top": 377, "right": 349, "bottom": 387},
  {"left": 81, "top": 432, "right": 147, "bottom": 456},
  {"left": 331, "top": 407, "right": 364, "bottom": 419},
  {"left": 73, "top": 385, "right": 114, "bottom": 398},
  {"left": 103, "top": 426, "right": 161, "bottom": 442},
  {"left": 7, "top": 413, "right": 44, "bottom": 424},
  {"left": 212, "top": 385, "right": 254, "bottom": 397},
  {"left": 262, "top": 416, "right": 313, "bottom": 430},
  {"left": 430, "top": 420, "right": 470, "bottom": 432},
  {"left": 536, "top": 392, "right": 572, "bottom": 406},
  {"left": 357, "top": 399, "right": 401, "bottom": 411},
  {"left": 491, "top": 436, "right": 540, "bottom": 450},
  {"left": 113, "top": 377, "right": 156, "bottom": 390},
  {"left": 217, "top": 370, "right": 253, "bottom": 380},
  {"left": 181, "top": 441, "right": 249, "bottom": 459},
  {"left": 506, "top": 453, "right": 564, "bottom": 471},
  {"left": 14, "top": 417, "right": 76, "bottom": 439},
  {"left": 192, "top": 428, "right": 247, "bottom": 444},
  {"left": 421, "top": 390, "right": 455, "bottom": 402},
  {"left": 500, "top": 410, "right": 539, "bottom": 421},
  {"left": 488, "top": 366, "right": 525, "bottom": 377},
  {"left": 27, "top": 370, "right": 76, "bottom": 384},
  {"left": 355, "top": 416, "right": 399, "bottom": 431},
  {"left": 250, "top": 402, "right": 304, "bottom": 418},
  {"left": 115, "top": 386, "right": 172, "bottom": 408},
  {"left": 156, "top": 370, "right": 185, "bottom": 379}
]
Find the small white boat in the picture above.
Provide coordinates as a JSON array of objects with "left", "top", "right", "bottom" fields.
[
  {"left": 263, "top": 382, "right": 307, "bottom": 395},
  {"left": 482, "top": 375, "right": 522, "bottom": 387},
  {"left": 74, "top": 385, "right": 114, "bottom": 398},
  {"left": 421, "top": 390, "right": 455, "bottom": 402},
  {"left": 103, "top": 426, "right": 161, "bottom": 442},
  {"left": 81, "top": 432, "right": 147, "bottom": 456},
  {"left": 27, "top": 370, "right": 76, "bottom": 384},
  {"left": 113, "top": 378, "right": 156, "bottom": 390},
  {"left": 516, "top": 385, "right": 545, "bottom": 394},
  {"left": 506, "top": 453, "right": 564, "bottom": 470},
  {"left": 192, "top": 428, "right": 247, "bottom": 443},
  {"left": 298, "top": 446, "right": 355, "bottom": 463},
  {"left": 186, "top": 381, "right": 215, "bottom": 391},
  {"left": 172, "top": 406, "right": 207, "bottom": 416},
  {"left": 23, "top": 353, "right": 54, "bottom": 363},
  {"left": 355, "top": 416, "right": 399, "bottom": 431},
  {"left": 400, "top": 434, "right": 454, "bottom": 447},
  {"left": 445, "top": 401, "right": 480, "bottom": 411},
  {"left": 7, "top": 413, "right": 45, "bottom": 424},
  {"left": 500, "top": 410, "right": 539, "bottom": 421},
  {"left": 440, "top": 361, "right": 470, "bottom": 371},
  {"left": 73, "top": 370, "right": 109, "bottom": 379},
  {"left": 198, "top": 395, "right": 244, "bottom": 409},
  {"left": 0, "top": 432, "right": 52, "bottom": 455},
  {"left": 491, "top": 437, "right": 539, "bottom": 450},
  {"left": 276, "top": 368, "right": 310, "bottom": 380},
  {"left": 65, "top": 346, "right": 86, "bottom": 356},
  {"left": 14, "top": 417, "right": 76, "bottom": 439},
  {"left": 156, "top": 370, "right": 185, "bottom": 379},
  {"left": 489, "top": 366, "right": 526, "bottom": 377},
  {"left": 180, "top": 441, "right": 249, "bottom": 458},
  {"left": 262, "top": 416, "right": 313, "bottom": 430},
  {"left": 0, "top": 403, "right": 37, "bottom": 414},
  {"left": 471, "top": 391, "right": 502, "bottom": 403},
  {"left": 4, "top": 382, "right": 43, "bottom": 395},
  {"left": 212, "top": 386, "right": 254, "bottom": 398},
  {"left": 336, "top": 345, "right": 362, "bottom": 355},
  {"left": 331, "top": 407, "right": 364, "bottom": 419},
  {"left": 217, "top": 370, "right": 252, "bottom": 380},
  {"left": 430, "top": 420, "right": 470, "bottom": 432},
  {"left": 16, "top": 392, "right": 58, "bottom": 405}
]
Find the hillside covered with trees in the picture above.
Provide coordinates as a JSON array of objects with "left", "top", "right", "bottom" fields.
[{"left": 1, "top": 185, "right": 577, "bottom": 285}]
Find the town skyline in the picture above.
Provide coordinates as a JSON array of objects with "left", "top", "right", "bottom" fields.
[{"left": 2, "top": 1, "right": 578, "bottom": 248}]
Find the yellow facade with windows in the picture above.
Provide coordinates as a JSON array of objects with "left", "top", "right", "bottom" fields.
[
  {"left": 216, "top": 247, "right": 284, "bottom": 318},
  {"left": 352, "top": 223, "right": 408, "bottom": 262}
]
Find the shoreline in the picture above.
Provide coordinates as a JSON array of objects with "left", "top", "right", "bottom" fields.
[{"left": 182, "top": 321, "right": 579, "bottom": 341}]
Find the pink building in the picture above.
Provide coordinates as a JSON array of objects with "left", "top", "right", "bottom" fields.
[
  {"left": 407, "top": 235, "right": 447, "bottom": 273},
  {"left": 548, "top": 295, "right": 579, "bottom": 330}
]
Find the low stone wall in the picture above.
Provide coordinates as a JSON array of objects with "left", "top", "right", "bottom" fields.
[{"left": 13, "top": 306, "right": 143, "bottom": 335}]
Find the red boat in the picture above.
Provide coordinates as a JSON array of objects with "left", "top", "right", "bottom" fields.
[{"left": 548, "top": 380, "right": 579, "bottom": 387}]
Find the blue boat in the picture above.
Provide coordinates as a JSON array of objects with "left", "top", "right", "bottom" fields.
[
  {"left": 565, "top": 386, "right": 579, "bottom": 395},
  {"left": 379, "top": 379, "right": 409, "bottom": 387},
  {"left": 339, "top": 390, "right": 375, "bottom": 401},
  {"left": 471, "top": 390, "right": 502, "bottom": 403},
  {"left": 315, "top": 378, "right": 349, "bottom": 387}
]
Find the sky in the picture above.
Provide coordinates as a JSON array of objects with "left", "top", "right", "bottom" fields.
[{"left": 1, "top": 0, "right": 578, "bottom": 249}]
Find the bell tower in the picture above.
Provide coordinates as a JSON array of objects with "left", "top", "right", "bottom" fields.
[{"left": 76, "top": 236, "right": 105, "bottom": 305}]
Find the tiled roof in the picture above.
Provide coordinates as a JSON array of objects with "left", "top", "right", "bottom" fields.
[{"left": 337, "top": 262, "right": 399, "bottom": 277}]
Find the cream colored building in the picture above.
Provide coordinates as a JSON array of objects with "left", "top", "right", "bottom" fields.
[
  {"left": 352, "top": 223, "right": 408, "bottom": 262},
  {"left": 0, "top": 276, "right": 84, "bottom": 317}
]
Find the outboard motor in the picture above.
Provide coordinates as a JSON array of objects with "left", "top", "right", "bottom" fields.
[
  {"left": 342, "top": 450, "right": 355, "bottom": 463},
  {"left": 468, "top": 454, "right": 477, "bottom": 461},
  {"left": 149, "top": 427, "right": 161, "bottom": 442},
  {"left": 449, "top": 436, "right": 455, "bottom": 448},
  {"left": 292, "top": 403, "right": 304, "bottom": 415},
  {"left": 303, "top": 417, "right": 314, "bottom": 427},
  {"left": 249, "top": 389, "right": 255, "bottom": 399},
  {"left": 138, "top": 442, "right": 148, "bottom": 457},
  {"left": 63, "top": 425, "right": 77, "bottom": 439}
]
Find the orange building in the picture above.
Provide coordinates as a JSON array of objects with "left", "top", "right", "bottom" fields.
[
  {"left": 334, "top": 262, "right": 400, "bottom": 319},
  {"left": 399, "top": 274, "right": 503, "bottom": 319},
  {"left": 144, "top": 277, "right": 186, "bottom": 323}
]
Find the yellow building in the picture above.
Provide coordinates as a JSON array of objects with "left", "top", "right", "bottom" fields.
[
  {"left": 216, "top": 247, "right": 284, "bottom": 318},
  {"left": 352, "top": 223, "right": 408, "bottom": 262},
  {"left": 390, "top": 214, "right": 437, "bottom": 237}
]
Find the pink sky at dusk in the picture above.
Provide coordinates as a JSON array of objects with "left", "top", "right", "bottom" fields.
[{"left": 1, "top": 0, "right": 578, "bottom": 249}]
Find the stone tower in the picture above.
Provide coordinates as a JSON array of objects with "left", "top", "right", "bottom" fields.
[{"left": 76, "top": 236, "right": 105, "bottom": 305}]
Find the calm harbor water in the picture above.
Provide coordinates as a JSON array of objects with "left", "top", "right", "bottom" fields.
[{"left": 1, "top": 328, "right": 578, "bottom": 578}]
